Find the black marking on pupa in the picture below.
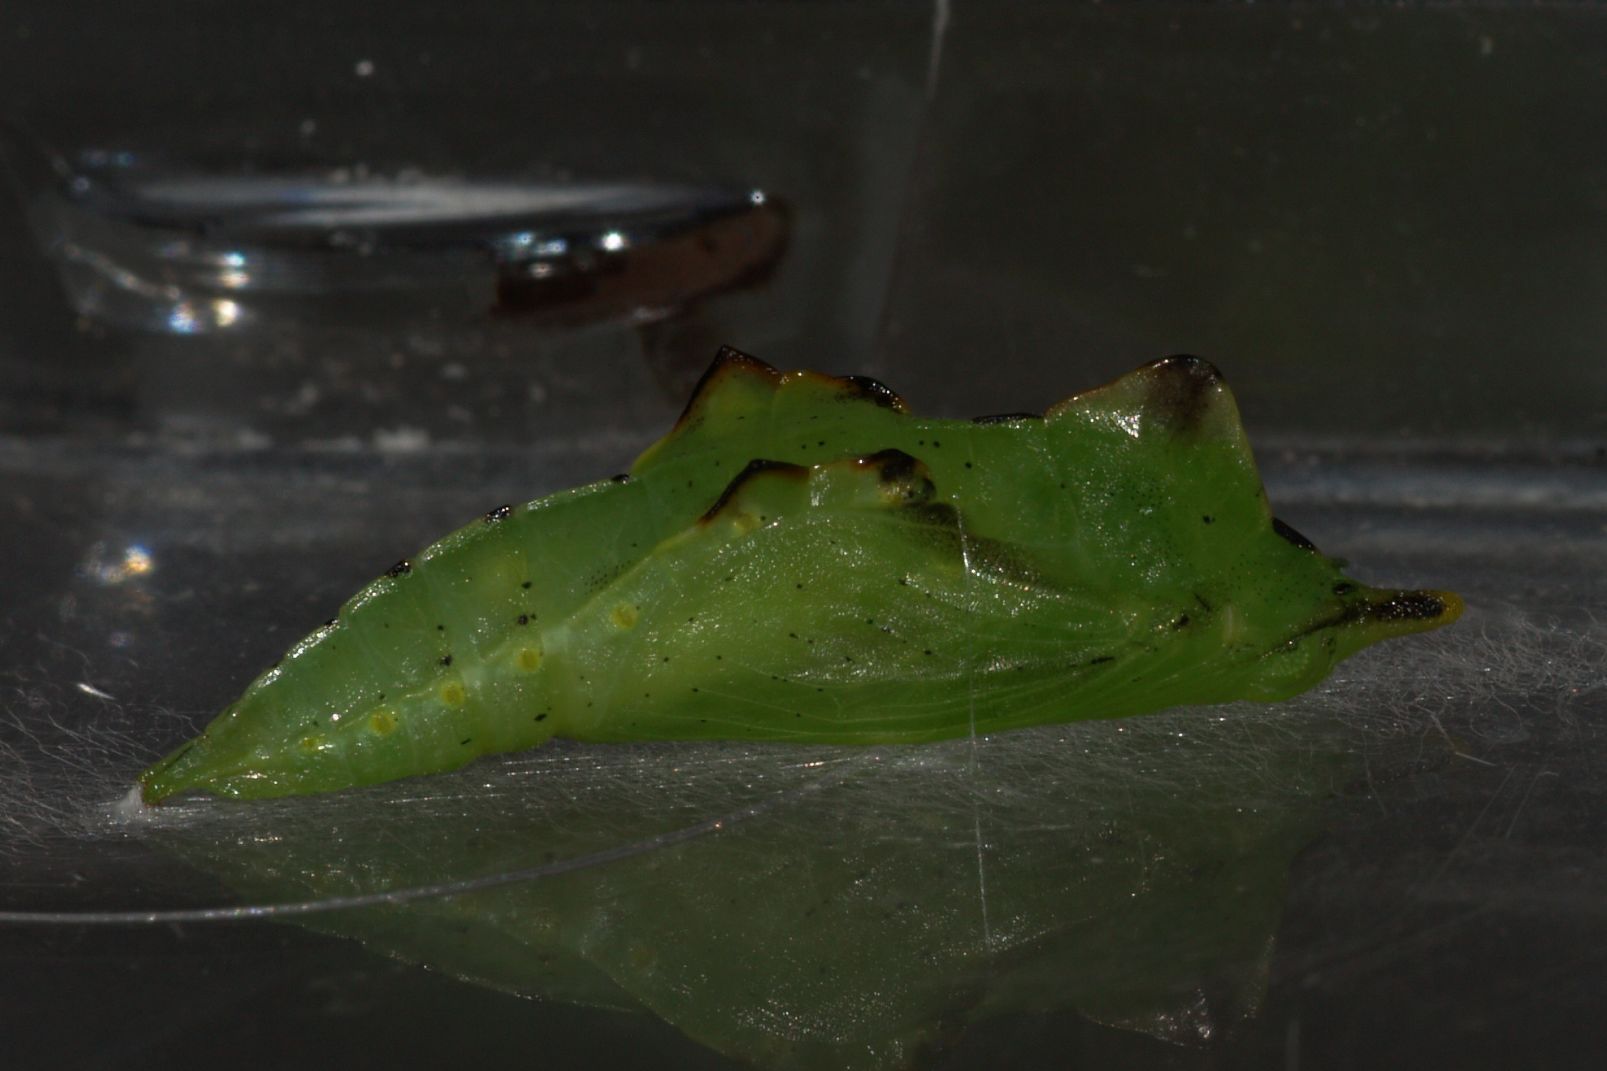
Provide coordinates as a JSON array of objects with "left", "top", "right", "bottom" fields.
[
  {"left": 854, "top": 449, "right": 935, "bottom": 505},
  {"left": 856, "top": 448, "right": 919, "bottom": 484},
  {"left": 386, "top": 560, "right": 413, "bottom": 578},
  {"left": 972, "top": 412, "right": 1044, "bottom": 425},
  {"left": 700, "top": 458, "right": 810, "bottom": 523},
  {"left": 610, "top": 473, "right": 633, "bottom": 484},
  {"left": 1366, "top": 591, "right": 1452, "bottom": 623},
  {"left": 1139, "top": 354, "right": 1225, "bottom": 432},
  {"left": 838, "top": 374, "right": 906, "bottom": 412},
  {"left": 485, "top": 504, "right": 513, "bottom": 523},
  {"left": 1271, "top": 517, "right": 1319, "bottom": 553}
]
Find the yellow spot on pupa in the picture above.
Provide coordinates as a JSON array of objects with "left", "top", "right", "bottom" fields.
[
  {"left": 731, "top": 512, "right": 760, "bottom": 535},
  {"left": 439, "top": 681, "right": 466, "bottom": 706},
  {"left": 369, "top": 708, "right": 398, "bottom": 735},
  {"left": 611, "top": 604, "right": 639, "bottom": 629},
  {"left": 516, "top": 646, "right": 543, "bottom": 672},
  {"left": 299, "top": 735, "right": 326, "bottom": 753}
]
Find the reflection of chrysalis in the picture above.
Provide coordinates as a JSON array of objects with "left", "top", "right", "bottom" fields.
[{"left": 140, "top": 348, "right": 1463, "bottom": 802}]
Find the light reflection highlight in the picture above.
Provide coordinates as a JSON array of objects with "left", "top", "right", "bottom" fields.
[
  {"left": 165, "top": 304, "right": 200, "bottom": 334},
  {"left": 84, "top": 543, "right": 156, "bottom": 585}
]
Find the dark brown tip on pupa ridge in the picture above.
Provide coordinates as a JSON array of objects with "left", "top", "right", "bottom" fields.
[
  {"left": 1365, "top": 589, "right": 1462, "bottom": 625},
  {"left": 1041, "top": 353, "right": 1236, "bottom": 431},
  {"left": 1271, "top": 517, "right": 1319, "bottom": 553},
  {"left": 712, "top": 343, "right": 771, "bottom": 372},
  {"left": 699, "top": 458, "right": 810, "bottom": 523},
  {"left": 674, "top": 345, "right": 784, "bottom": 431},
  {"left": 1293, "top": 586, "right": 1464, "bottom": 645},
  {"left": 1138, "top": 354, "right": 1227, "bottom": 432},
  {"left": 674, "top": 347, "right": 1236, "bottom": 454},
  {"left": 838, "top": 374, "right": 907, "bottom": 412},
  {"left": 853, "top": 449, "right": 937, "bottom": 505},
  {"left": 673, "top": 346, "right": 914, "bottom": 434}
]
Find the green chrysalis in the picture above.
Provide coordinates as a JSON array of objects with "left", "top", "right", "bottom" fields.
[{"left": 139, "top": 348, "right": 1462, "bottom": 802}]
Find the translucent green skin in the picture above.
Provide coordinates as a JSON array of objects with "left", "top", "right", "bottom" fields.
[{"left": 140, "top": 350, "right": 1462, "bottom": 801}]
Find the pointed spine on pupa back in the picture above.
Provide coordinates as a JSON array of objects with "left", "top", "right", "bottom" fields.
[{"left": 631, "top": 346, "right": 908, "bottom": 476}]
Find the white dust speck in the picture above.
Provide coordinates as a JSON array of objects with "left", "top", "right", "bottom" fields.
[
  {"left": 111, "top": 784, "right": 153, "bottom": 825},
  {"left": 372, "top": 426, "right": 432, "bottom": 454}
]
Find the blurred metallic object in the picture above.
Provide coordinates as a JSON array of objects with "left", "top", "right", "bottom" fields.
[{"left": 0, "top": 123, "right": 788, "bottom": 335}]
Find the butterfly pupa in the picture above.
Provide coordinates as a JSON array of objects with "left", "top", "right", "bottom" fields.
[{"left": 138, "top": 348, "right": 1462, "bottom": 801}]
